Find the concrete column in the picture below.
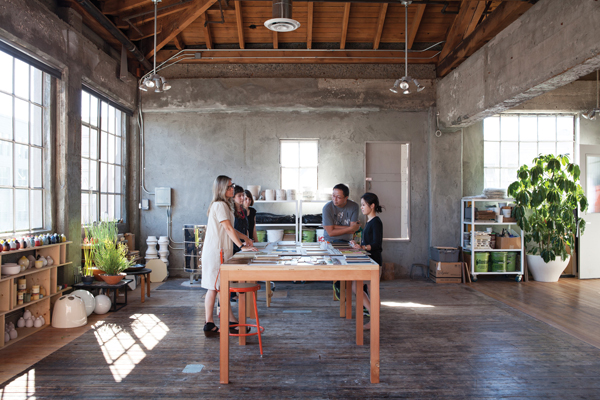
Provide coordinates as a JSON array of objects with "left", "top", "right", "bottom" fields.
[{"left": 437, "top": 0, "right": 600, "bottom": 128}]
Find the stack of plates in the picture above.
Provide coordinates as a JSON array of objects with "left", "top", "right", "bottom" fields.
[{"left": 483, "top": 188, "right": 506, "bottom": 199}]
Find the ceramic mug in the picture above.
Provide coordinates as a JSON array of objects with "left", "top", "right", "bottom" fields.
[
  {"left": 501, "top": 208, "right": 511, "bottom": 218},
  {"left": 265, "top": 189, "right": 275, "bottom": 201}
]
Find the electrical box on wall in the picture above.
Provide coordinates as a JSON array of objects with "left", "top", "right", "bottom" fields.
[
  {"left": 141, "top": 199, "right": 150, "bottom": 210},
  {"left": 155, "top": 187, "right": 172, "bottom": 207}
]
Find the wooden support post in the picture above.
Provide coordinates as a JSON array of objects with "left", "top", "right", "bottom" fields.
[
  {"left": 340, "top": 281, "right": 346, "bottom": 318},
  {"left": 370, "top": 270, "right": 380, "bottom": 383},
  {"left": 356, "top": 280, "right": 363, "bottom": 345},
  {"left": 219, "top": 271, "right": 230, "bottom": 384},
  {"left": 346, "top": 280, "right": 352, "bottom": 320}
]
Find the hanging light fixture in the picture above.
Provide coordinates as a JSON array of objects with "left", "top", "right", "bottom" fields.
[
  {"left": 390, "top": 1, "right": 424, "bottom": 95},
  {"left": 582, "top": 70, "right": 599, "bottom": 120},
  {"left": 139, "top": 0, "right": 171, "bottom": 93}
]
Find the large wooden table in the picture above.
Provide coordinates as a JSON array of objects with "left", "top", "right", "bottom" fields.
[{"left": 219, "top": 258, "right": 380, "bottom": 384}]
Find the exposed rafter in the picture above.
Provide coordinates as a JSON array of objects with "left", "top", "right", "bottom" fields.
[
  {"left": 407, "top": 4, "right": 426, "bottom": 50},
  {"left": 127, "top": 21, "right": 162, "bottom": 41},
  {"left": 340, "top": 2, "right": 351, "bottom": 50},
  {"left": 102, "top": 0, "right": 148, "bottom": 15},
  {"left": 373, "top": 3, "right": 388, "bottom": 50},
  {"left": 439, "top": 0, "right": 479, "bottom": 61},
  {"left": 200, "top": 13, "right": 213, "bottom": 49},
  {"left": 272, "top": 31, "right": 278, "bottom": 49},
  {"left": 235, "top": 0, "right": 245, "bottom": 50},
  {"left": 464, "top": 1, "right": 486, "bottom": 38},
  {"left": 307, "top": 2, "right": 314, "bottom": 50},
  {"left": 173, "top": 33, "right": 185, "bottom": 50}
]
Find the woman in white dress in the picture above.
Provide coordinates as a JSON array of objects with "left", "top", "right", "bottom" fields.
[{"left": 202, "top": 175, "right": 257, "bottom": 337}]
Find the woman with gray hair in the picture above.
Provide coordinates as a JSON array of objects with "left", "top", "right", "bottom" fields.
[{"left": 201, "top": 175, "right": 256, "bottom": 337}]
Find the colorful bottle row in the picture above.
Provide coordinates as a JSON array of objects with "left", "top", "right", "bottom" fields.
[{"left": 0, "top": 233, "right": 67, "bottom": 252}]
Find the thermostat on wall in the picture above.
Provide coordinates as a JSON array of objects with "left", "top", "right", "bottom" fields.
[{"left": 155, "top": 187, "right": 172, "bottom": 207}]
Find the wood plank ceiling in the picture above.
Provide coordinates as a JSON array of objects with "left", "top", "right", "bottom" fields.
[{"left": 66, "top": 0, "right": 535, "bottom": 77}]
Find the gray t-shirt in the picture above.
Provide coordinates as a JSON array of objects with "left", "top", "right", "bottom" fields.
[{"left": 322, "top": 200, "right": 360, "bottom": 242}]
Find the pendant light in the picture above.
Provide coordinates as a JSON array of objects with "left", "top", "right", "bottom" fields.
[
  {"left": 582, "top": 70, "right": 599, "bottom": 120},
  {"left": 139, "top": 0, "right": 171, "bottom": 93},
  {"left": 390, "top": 1, "right": 424, "bottom": 95}
]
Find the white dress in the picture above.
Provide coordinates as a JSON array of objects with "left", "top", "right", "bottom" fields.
[{"left": 201, "top": 201, "right": 234, "bottom": 290}]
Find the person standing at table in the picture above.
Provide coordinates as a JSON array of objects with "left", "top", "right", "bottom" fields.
[
  {"left": 244, "top": 189, "right": 258, "bottom": 242},
  {"left": 232, "top": 186, "right": 249, "bottom": 254},
  {"left": 350, "top": 192, "right": 384, "bottom": 329},
  {"left": 201, "top": 176, "right": 256, "bottom": 337},
  {"left": 322, "top": 183, "right": 360, "bottom": 299}
]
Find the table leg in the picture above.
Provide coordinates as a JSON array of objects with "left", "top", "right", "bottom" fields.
[
  {"left": 239, "top": 283, "right": 246, "bottom": 346},
  {"left": 266, "top": 280, "right": 271, "bottom": 307},
  {"left": 220, "top": 271, "right": 230, "bottom": 384},
  {"left": 141, "top": 275, "right": 146, "bottom": 303},
  {"left": 346, "top": 280, "right": 352, "bottom": 320},
  {"left": 340, "top": 281, "right": 346, "bottom": 318},
  {"left": 147, "top": 273, "right": 151, "bottom": 297},
  {"left": 356, "top": 280, "right": 363, "bottom": 345},
  {"left": 370, "top": 270, "right": 380, "bottom": 383}
]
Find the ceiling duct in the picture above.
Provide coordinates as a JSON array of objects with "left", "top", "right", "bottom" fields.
[{"left": 264, "top": 0, "right": 301, "bottom": 32}]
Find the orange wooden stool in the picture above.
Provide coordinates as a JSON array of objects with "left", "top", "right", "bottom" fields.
[{"left": 228, "top": 282, "right": 265, "bottom": 356}]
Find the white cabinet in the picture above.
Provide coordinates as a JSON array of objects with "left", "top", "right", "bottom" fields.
[
  {"left": 253, "top": 199, "right": 329, "bottom": 242},
  {"left": 461, "top": 198, "right": 524, "bottom": 282}
]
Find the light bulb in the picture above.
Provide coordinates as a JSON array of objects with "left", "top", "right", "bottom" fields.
[
  {"left": 400, "top": 81, "right": 409, "bottom": 90},
  {"left": 145, "top": 78, "right": 155, "bottom": 88},
  {"left": 163, "top": 82, "right": 171, "bottom": 91},
  {"left": 138, "top": 84, "right": 148, "bottom": 92},
  {"left": 403, "top": 89, "right": 410, "bottom": 95}
]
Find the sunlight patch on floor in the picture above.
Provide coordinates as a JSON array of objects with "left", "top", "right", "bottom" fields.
[
  {"left": 381, "top": 301, "right": 435, "bottom": 308},
  {"left": 0, "top": 369, "right": 36, "bottom": 399}
]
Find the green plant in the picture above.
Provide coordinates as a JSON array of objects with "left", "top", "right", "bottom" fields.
[
  {"left": 89, "top": 221, "right": 133, "bottom": 275},
  {"left": 82, "top": 226, "right": 94, "bottom": 277},
  {"left": 508, "top": 154, "right": 588, "bottom": 263}
]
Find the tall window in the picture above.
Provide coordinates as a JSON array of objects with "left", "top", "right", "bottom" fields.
[
  {"left": 484, "top": 114, "right": 575, "bottom": 189},
  {"left": 0, "top": 50, "right": 47, "bottom": 235},
  {"left": 280, "top": 139, "right": 318, "bottom": 191},
  {"left": 81, "top": 91, "right": 125, "bottom": 224}
]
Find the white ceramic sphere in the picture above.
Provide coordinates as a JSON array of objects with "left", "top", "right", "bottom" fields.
[
  {"left": 4, "top": 332, "right": 10, "bottom": 342},
  {"left": 25, "top": 318, "right": 33, "bottom": 328},
  {"left": 46, "top": 256, "right": 54, "bottom": 266},
  {"left": 9, "top": 329, "right": 17, "bottom": 339},
  {"left": 94, "top": 294, "right": 112, "bottom": 314},
  {"left": 17, "top": 317, "right": 25, "bottom": 328},
  {"left": 71, "top": 290, "right": 96, "bottom": 316},
  {"left": 33, "top": 318, "right": 43, "bottom": 328},
  {"left": 23, "top": 310, "right": 32, "bottom": 320}
]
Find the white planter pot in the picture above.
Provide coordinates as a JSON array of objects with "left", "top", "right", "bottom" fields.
[{"left": 526, "top": 254, "right": 570, "bottom": 282}]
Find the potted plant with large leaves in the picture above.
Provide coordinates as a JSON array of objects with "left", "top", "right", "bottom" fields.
[
  {"left": 508, "top": 154, "right": 588, "bottom": 282},
  {"left": 90, "top": 221, "right": 134, "bottom": 284}
]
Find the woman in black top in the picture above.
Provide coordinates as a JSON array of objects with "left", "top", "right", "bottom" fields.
[
  {"left": 232, "top": 186, "right": 249, "bottom": 254},
  {"left": 350, "top": 192, "right": 384, "bottom": 330},
  {"left": 244, "top": 190, "right": 257, "bottom": 242}
]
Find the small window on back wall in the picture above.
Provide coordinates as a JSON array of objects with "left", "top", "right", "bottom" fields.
[{"left": 280, "top": 139, "right": 318, "bottom": 191}]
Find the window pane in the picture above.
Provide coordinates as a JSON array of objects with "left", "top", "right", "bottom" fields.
[
  {"left": 14, "top": 98, "right": 29, "bottom": 143},
  {"left": 100, "top": 162, "right": 107, "bottom": 192},
  {"left": 0, "top": 52, "right": 12, "bottom": 94},
  {"left": 115, "top": 165, "right": 121, "bottom": 194},
  {"left": 91, "top": 193, "right": 98, "bottom": 223},
  {"left": 281, "top": 167, "right": 298, "bottom": 190},
  {"left": 500, "top": 142, "right": 519, "bottom": 168},
  {"left": 484, "top": 168, "right": 500, "bottom": 189},
  {"left": 89, "top": 160, "right": 98, "bottom": 190},
  {"left": 101, "top": 102, "right": 108, "bottom": 132},
  {"left": 81, "top": 125, "right": 89, "bottom": 158},
  {"left": 501, "top": 168, "right": 518, "bottom": 189},
  {"left": 108, "top": 106, "right": 115, "bottom": 134},
  {"left": 101, "top": 194, "right": 108, "bottom": 221},
  {"left": 299, "top": 141, "right": 318, "bottom": 167},
  {"left": 280, "top": 142, "right": 299, "bottom": 167},
  {"left": 299, "top": 168, "right": 317, "bottom": 191},
  {"left": 30, "top": 190, "right": 42, "bottom": 229},
  {"left": 500, "top": 115, "right": 518, "bottom": 141},
  {"left": 100, "top": 130, "right": 108, "bottom": 161},
  {"left": 116, "top": 111, "right": 122, "bottom": 137},
  {"left": 0, "top": 188, "right": 13, "bottom": 233},
  {"left": 538, "top": 116, "right": 556, "bottom": 141},
  {"left": 115, "top": 137, "right": 122, "bottom": 165},
  {"left": 519, "top": 115, "right": 537, "bottom": 141},
  {"left": 483, "top": 116, "right": 500, "bottom": 141},
  {"left": 31, "top": 147, "right": 42, "bottom": 188},
  {"left": 108, "top": 194, "right": 114, "bottom": 221},
  {"left": 108, "top": 164, "right": 115, "bottom": 192},
  {"left": 90, "top": 95, "right": 98, "bottom": 127},
  {"left": 30, "top": 68, "right": 42, "bottom": 105},
  {"left": 0, "top": 93, "right": 12, "bottom": 139},
  {"left": 108, "top": 133, "right": 115, "bottom": 164},
  {"left": 520, "top": 142, "right": 538, "bottom": 167},
  {"left": 81, "top": 91, "right": 90, "bottom": 124},
  {"left": 14, "top": 144, "right": 28, "bottom": 187},
  {"left": 81, "top": 158, "right": 89, "bottom": 190},
  {"left": 538, "top": 141, "right": 556, "bottom": 156},
  {"left": 0, "top": 140, "right": 12, "bottom": 186},
  {"left": 14, "top": 60, "right": 29, "bottom": 99},
  {"left": 15, "top": 189, "right": 28, "bottom": 231},
  {"left": 30, "top": 104, "right": 42, "bottom": 146},
  {"left": 484, "top": 142, "right": 500, "bottom": 168},
  {"left": 115, "top": 195, "right": 121, "bottom": 221},
  {"left": 557, "top": 142, "right": 574, "bottom": 159},
  {"left": 90, "top": 128, "right": 98, "bottom": 159},
  {"left": 81, "top": 192, "right": 89, "bottom": 225},
  {"left": 556, "top": 116, "right": 574, "bottom": 141}
]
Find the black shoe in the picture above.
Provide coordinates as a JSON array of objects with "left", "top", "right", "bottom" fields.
[
  {"left": 203, "top": 322, "right": 220, "bottom": 338},
  {"left": 333, "top": 281, "right": 340, "bottom": 301}
]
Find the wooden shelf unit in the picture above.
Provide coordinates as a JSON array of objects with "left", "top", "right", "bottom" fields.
[{"left": 0, "top": 241, "right": 71, "bottom": 349}]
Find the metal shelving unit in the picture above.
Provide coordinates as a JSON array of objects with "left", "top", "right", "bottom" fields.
[
  {"left": 461, "top": 197, "right": 525, "bottom": 282},
  {"left": 298, "top": 199, "right": 328, "bottom": 241},
  {"left": 254, "top": 200, "right": 300, "bottom": 242}
]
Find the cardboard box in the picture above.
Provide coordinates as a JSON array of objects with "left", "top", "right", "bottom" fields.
[
  {"left": 429, "top": 260, "right": 462, "bottom": 278},
  {"left": 124, "top": 233, "right": 135, "bottom": 252},
  {"left": 430, "top": 275, "right": 462, "bottom": 284},
  {"left": 283, "top": 233, "right": 296, "bottom": 241},
  {"left": 495, "top": 236, "right": 521, "bottom": 249}
]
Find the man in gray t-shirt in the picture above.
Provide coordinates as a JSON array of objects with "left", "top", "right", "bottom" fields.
[{"left": 322, "top": 183, "right": 360, "bottom": 243}]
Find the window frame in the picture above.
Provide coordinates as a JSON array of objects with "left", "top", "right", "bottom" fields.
[{"left": 279, "top": 139, "right": 319, "bottom": 192}]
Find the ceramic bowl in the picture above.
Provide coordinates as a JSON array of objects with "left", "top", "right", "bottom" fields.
[
  {"left": 34, "top": 260, "right": 44, "bottom": 269},
  {"left": 1, "top": 264, "right": 21, "bottom": 275}
]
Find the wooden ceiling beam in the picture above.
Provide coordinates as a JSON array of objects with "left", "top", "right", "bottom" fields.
[
  {"left": 123, "top": 2, "right": 193, "bottom": 26},
  {"left": 235, "top": 0, "right": 245, "bottom": 50},
  {"left": 439, "top": 0, "right": 479, "bottom": 61},
  {"left": 407, "top": 4, "right": 426, "bottom": 50},
  {"left": 146, "top": 0, "right": 217, "bottom": 59},
  {"left": 340, "top": 2, "right": 351, "bottom": 50},
  {"left": 307, "top": 2, "right": 313, "bottom": 49},
  {"left": 199, "top": 13, "right": 213, "bottom": 49},
  {"left": 373, "top": 3, "right": 388, "bottom": 50},
  {"left": 272, "top": 31, "right": 278, "bottom": 49},
  {"left": 102, "top": 0, "right": 149, "bottom": 15},
  {"left": 437, "top": 1, "right": 533, "bottom": 76},
  {"left": 173, "top": 33, "right": 185, "bottom": 50},
  {"left": 464, "top": 1, "right": 486, "bottom": 38},
  {"left": 127, "top": 22, "right": 161, "bottom": 41}
]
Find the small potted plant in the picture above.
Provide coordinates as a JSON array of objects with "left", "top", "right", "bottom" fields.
[
  {"left": 508, "top": 154, "right": 588, "bottom": 282},
  {"left": 81, "top": 227, "right": 95, "bottom": 284},
  {"left": 90, "top": 221, "right": 134, "bottom": 284}
]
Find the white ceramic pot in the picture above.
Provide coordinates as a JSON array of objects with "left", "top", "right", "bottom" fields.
[
  {"left": 266, "top": 229, "right": 284, "bottom": 243},
  {"left": 248, "top": 185, "right": 261, "bottom": 199},
  {"left": 276, "top": 189, "right": 286, "bottom": 201},
  {"left": 52, "top": 295, "right": 87, "bottom": 328},
  {"left": 526, "top": 254, "right": 570, "bottom": 282},
  {"left": 286, "top": 189, "right": 296, "bottom": 200},
  {"left": 265, "top": 189, "right": 275, "bottom": 201}
]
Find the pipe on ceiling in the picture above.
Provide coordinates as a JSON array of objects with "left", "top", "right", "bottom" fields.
[{"left": 74, "top": 0, "right": 153, "bottom": 71}]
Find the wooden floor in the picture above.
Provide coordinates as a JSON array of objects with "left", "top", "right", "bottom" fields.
[{"left": 2, "top": 278, "right": 600, "bottom": 398}]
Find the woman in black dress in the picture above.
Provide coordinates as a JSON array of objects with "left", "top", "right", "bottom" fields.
[
  {"left": 244, "top": 189, "right": 257, "bottom": 242},
  {"left": 232, "top": 186, "right": 249, "bottom": 254},
  {"left": 350, "top": 192, "right": 384, "bottom": 329}
]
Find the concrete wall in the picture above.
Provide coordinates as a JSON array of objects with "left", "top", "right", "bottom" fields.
[
  {"left": 139, "top": 78, "right": 460, "bottom": 277},
  {"left": 0, "top": 0, "right": 138, "bottom": 282}
]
